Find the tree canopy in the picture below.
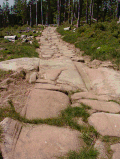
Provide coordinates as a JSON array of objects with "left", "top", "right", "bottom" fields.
[{"left": 0, "top": 0, "right": 120, "bottom": 27}]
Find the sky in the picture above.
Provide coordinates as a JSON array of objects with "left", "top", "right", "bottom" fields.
[{"left": 0, "top": 0, "right": 14, "bottom": 7}]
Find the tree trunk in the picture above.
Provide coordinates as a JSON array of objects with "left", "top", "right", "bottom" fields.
[
  {"left": 97, "top": 1, "right": 99, "bottom": 22},
  {"left": 64, "top": 0, "right": 66, "bottom": 22},
  {"left": 86, "top": 0, "right": 88, "bottom": 24},
  {"left": 78, "top": 0, "right": 80, "bottom": 27},
  {"left": 57, "top": 0, "right": 60, "bottom": 26},
  {"left": 78, "top": 0, "right": 82, "bottom": 27}
]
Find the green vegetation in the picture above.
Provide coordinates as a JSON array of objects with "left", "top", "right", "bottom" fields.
[
  {"left": 0, "top": 25, "right": 44, "bottom": 61},
  {"left": 108, "top": 100, "right": 120, "bottom": 105},
  {"left": 57, "top": 19, "right": 120, "bottom": 70},
  {"left": 59, "top": 147, "right": 98, "bottom": 159},
  {"left": 0, "top": 42, "right": 38, "bottom": 61},
  {"left": 0, "top": 69, "right": 13, "bottom": 82},
  {"left": 0, "top": 100, "right": 98, "bottom": 147},
  {"left": 100, "top": 135, "right": 120, "bottom": 158},
  {"left": 102, "top": 135, "right": 120, "bottom": 145}
]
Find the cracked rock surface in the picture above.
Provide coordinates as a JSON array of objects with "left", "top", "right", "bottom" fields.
[{"left": 0, "top": 27, "right": 120, "bottom": 159}]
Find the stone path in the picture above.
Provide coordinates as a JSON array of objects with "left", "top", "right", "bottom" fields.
[{"left": 0, "top": 27, "right": 120, "bottom": 159}]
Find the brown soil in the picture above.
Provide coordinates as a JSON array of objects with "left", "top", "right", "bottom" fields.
[{"left": 0, "top": 71, "right": 34, "bottom": 113}]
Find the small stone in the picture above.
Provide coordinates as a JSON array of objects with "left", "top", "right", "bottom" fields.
[
  {"left": 21, "top": 35, "right": 27, "bottom": 39},
  {"left": 33, "top": 30, "right": 36, "bottom": 33},
  {"left": 22, "top": 39, "right": 28, "bottom": 43},
  {"left": 100, "top": 61, "right": 115, "bottom": 69},
  {"left": 77, "top": 117, "right": 87, "bottom": 126},
  {"left": 29, "top": 41, "right": 32, "bottom": 44},
  {"left": 64, "top": 27, "right": 71, "bottom": 31},
  {"left": 71, "top": 57, "right": 85, "bottom": 63},
  {"left": 29, "top": 72, "right": 37, "bottom": 83}
]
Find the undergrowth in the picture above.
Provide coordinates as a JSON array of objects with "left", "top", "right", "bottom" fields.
[
  {"left": 57, "top": 19, "right": 120, "bottom": 70},
  {"left": 59, "top": 146, "right": 98, "bottom": 159},
  {"left": 0, "top": 25, "right": 44, "bottom": 61},
  {"left": 0, "top": 100, "right": 99, "bottom": 147}
]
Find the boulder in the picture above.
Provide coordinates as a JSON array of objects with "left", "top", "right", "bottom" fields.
[
  {"left": 24, "top": 89, "right": 70, "bottom": 119},
  {"left": 14, "top": 124, "right": 85, "bottom": 159},
  {"left": 0, "top": 58, "right": 40, "bottom": 72},
  {"left": 88, "top": 113, "right": 120, "bottom": 137}
]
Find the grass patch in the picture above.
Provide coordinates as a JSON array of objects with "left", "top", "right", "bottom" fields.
[
  {"left": 102, "top": 135, "right": 120, "bottom": 144},
  {"left": 0, "top": 100, "right": 99, "bottom": 146},
  {"left": 108, "top": 100, "right": 120, "bottom": 105},
  {"left": 0, "top": 25, "right": 44, "bottom": 61},
  {"left": 59, "top": 146, "right": 98, "bottom": 159},
  {"left": 68, "top": 89, "right": 82, "bottom": 96},
  {"left": 0, "top": 101, "right": 90, "bottom": 125},
  {"left": 57, "top": 20, "right": 120, "bottom": 70},
  {"left": 0, "top": 69, "right": 14, "bottom": 82},
  {"left": 0, "top": 41, "right": 39, "bottom": 61},
  {"left": 101, "top": 135, "right": 120, "bottom": 158},
  {"left": 0, "top": 100, "right": 99, "bottom": 158}
]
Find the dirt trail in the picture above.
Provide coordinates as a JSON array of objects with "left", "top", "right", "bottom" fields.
[{"left": 0, "top": 27, "right": 120, "bottom": 159}]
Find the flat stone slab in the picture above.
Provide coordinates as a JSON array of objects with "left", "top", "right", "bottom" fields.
[
  {"left": 71, "top": 92, "right": 112, "bottom": 101},
  {"left": 56, "top": 83, "right": 80, "bottom": 92},
  {"left": 79, "top": 99, "right": 120, "bottom": 113},
  {"left": 24, "top": 89, "right": 70, "bottom": 119},
  {"left": 73, "top": 62, "right": 91, "bottom": 91},
  {"left": 35, "top": 83, "right": 78, "bottom": 92},
  {"left": 0, "top": 118, "right": 22, "bottom": 159},
  {"left": 88, "top": 113, "right": 120, "bottom": 137},
  {"left": 111, "top": 143, "right": 120, "bottom": 159},
  {"left": 0, "top": 58, "right": 40, "bottom": 71},
  {"left": 43, "top": 69, "right": 63, "bottom": 81},
  {"left": 13, "top": 124, "right": 85, "bottom": 159},
  {"left": 57, "top": 69, "right": 87, "bottom": 91},
  {"left": 40, "top": 56, "right": 76, "bottom": 70},
  {"left": 83, "top": 66, "right": 120, "bottom": 97}
]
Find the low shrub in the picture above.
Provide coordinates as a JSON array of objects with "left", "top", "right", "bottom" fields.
[{"left": 57, "top": 20, "right": 120, "bottom": 69}]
